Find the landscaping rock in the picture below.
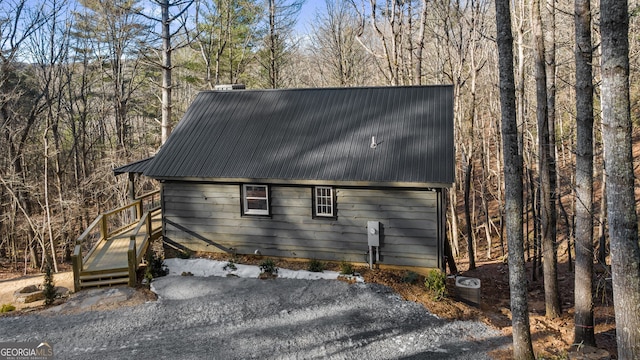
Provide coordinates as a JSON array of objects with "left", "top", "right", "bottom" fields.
[
  {"left": 13, "top": 285, "right": 44, "bottom": 303},
  {"left": 13, "top": 285, "right": 70, "bottom": 304}
]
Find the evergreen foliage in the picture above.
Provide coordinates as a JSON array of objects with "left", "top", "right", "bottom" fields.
[
  {"left": 424, "top": 270, "right": 446, "bottom": 301},
  {"left": 43, "top": 258, "right": 57, "bottom": 305}
]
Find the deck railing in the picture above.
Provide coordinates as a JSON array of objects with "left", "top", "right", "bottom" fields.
[
  {"left": 127, "top": 210, "right": 151, "bottom": 286},
  {"left": 72, "top": 190, "right": 161, "bottom": 291},
  {"left": 127, "top": 206, "right": 161, "bottom": 286},
  {"left": 140, "top": 190, "right": 161, "bottom": 213}
]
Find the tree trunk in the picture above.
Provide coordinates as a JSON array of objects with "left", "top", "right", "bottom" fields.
[
  {"left": 546, "top": 0, "right": 561, "bottom": 275},
  {"left": 481, "top": 141, "right": 493, "bottom": 259},
  {"left": 161, "top": 0, "right": 172, "bottom": 144},
  {"left": 464, "top": 158, "right": 475, "bottom": 270},
  {"left": 558, "top": 193, "right": 573, "bottom": 270},
  {"left": 515, "top": 1, "right": 525, "bottom": 159},
  {"left": 449, "top": 190, "right": 460, "bottom": 257},
  {"left": 269, "top": 0, "right": 278, "bottom": 88},
  {"left": 528, "top": 167, "right": 539, "bottom": 282},
  {"left": 413, "top": 0, "right": 428, "bottom": 85},
  {"left": 600, "top": 0, "right": 640, "bottom": 357},
  {"left": 445, "top": 234, "right": 458, "bottom": 274},
  {"left": 525, "top": 168, "right": 531, "bottom": 262},
  {"left": 597, "top": 176, "right": 607, "bottom": 264},
  {"left": 573, "top": 0, "right": 596, "bottom": 346},
  {"left": 532, "top": 0, "right": 561, "bottom": 318},
  {"left": 495, "top": 0, "right": 535, "bottom": 357},
  {"left": 43, "top": 127, "right": 59, "bottom": 273}
]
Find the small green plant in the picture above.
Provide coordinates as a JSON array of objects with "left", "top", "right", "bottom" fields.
[
  {"left": 259, "top": 258, "right": 278, "bottom": 276},
  {"left": 339, "top": 260, "right": 354, "bottom": 275},
  {"left": 0, "top": 304, "right": 16, "bottom": 313},
  {"left": 307, "top": 259, "right": 325, "bottom": 272},
  {"left": 145, "top": 252, "right": 168, "bottom": 281},
  {"left": 43, "top": 257, "right": 57, "bottom": 305},
  {"left": 223, "top": 260, "right": 238, "bottom": 272},
  {"left": 424, "top": 269, "right": 447, "bottom": 301},
  {"left": 401, "top": 271, "right": 420, "bottom": 284}
]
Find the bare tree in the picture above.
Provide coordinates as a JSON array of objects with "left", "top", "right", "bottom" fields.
[
  {"left": 351, "top": 0, "right": 421, "bottom": 86},
  {"left": 413, "top": 0, "right": 428, "bottom": 85},
  {"left": 600, "top": 0, "right": 640, "bottom": 357},
  {"left": 308, "top": 0, "right": 369, "bottom": 87},
  {"left": 495, "top": 0, "right": 535, "bottom": 357},
  {"left": 463, "top": 0, "right": 489, "bottom": 269},
  {"left": 0, "top": 1, "right": 47, "bottom": 268},
  {"left": 258, "top": 0, "right": 304, "bottom": 89},
  {"left": 532, "top": 0, "right": 561, "bottom": 319},
  {"left": 137, "top": 0, "right": 194, "bottom": 144},
  {"left": 74, "top": 0, "right": 151, "bottom": 149},
  {"left": 573, "top": 0, "right": 596, "bottom": 346},
  {"left": 29, "top": 0, "right": 75, "bottom": 273}
]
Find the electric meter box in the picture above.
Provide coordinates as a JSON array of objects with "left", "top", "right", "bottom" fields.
[{"left": 367, "top": 221, "right": 380, "bottom": 247}]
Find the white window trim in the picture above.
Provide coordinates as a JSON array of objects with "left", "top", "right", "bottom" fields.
[
  {"left": 314, "top": 186, "right": 335, "bottom": 218},
  {"left": 243, "top": 184, "right": 270, "bottom": 216}
]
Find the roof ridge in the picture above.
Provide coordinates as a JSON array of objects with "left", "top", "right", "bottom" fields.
[{"left": 200, "top": 84, "right": 454, "bottom": 94}]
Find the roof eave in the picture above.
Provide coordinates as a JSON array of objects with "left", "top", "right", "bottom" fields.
[
  {"left": 149, "top": 176, "right": 453, "bottom": 189},
  {"left": 113, "top": 157, "right": 155, "bottom": 176}
]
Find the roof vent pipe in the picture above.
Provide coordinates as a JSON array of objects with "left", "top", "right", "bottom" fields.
[{"left": 370, "top": 136, "right": 378, "bottom": 149}]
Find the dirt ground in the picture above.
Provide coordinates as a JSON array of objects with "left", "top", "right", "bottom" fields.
[
  {"left": 0, "top": 246, "right": 617, "bottom": 359},
  {"left": 0, "top": 264, "right": 74, "bottom": 311}
]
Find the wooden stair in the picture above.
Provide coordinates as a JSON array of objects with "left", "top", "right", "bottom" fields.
[
  {"left": 78, "top": 270, "right": 130, "bottom": 289},
  {"left": 72, "top": 191, "right": 162, "bottom": 292}
]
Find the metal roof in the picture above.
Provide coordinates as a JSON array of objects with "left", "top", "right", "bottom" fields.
[
  {"left": 144, "top": 86, "right": 455, "bottom": 187},
  {"left": 113, "top": 157, "right": 155, "bottom": 175}
]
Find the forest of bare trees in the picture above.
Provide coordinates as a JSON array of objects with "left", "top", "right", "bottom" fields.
[{"left": 1, "top": 0, "right": 639, "bottom": 357}]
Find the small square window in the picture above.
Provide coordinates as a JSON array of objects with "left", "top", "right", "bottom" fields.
[
  {"left": 314, "top": 186, "right": 335, "bottom": 218},
  {"left": 243, "top": 184, "right": 269, "bottom": 216}
]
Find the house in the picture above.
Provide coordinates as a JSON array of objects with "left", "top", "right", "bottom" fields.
[{"left": 135, "top": 86, "right": 454, "bottom": 269}]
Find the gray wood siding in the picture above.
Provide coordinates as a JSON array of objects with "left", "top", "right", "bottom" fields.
[{"left": 162, "top": 182, "right": 442, "bottom": 268}]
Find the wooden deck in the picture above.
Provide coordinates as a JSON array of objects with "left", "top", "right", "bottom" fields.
[
  {"left": 83, "top": 215, "right": 162, "bottom": 272},
  {"left": 72, "top": 192, "right": 162, "bottom": 291}
]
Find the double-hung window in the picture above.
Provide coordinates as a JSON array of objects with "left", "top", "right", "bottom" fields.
[
  {"left": 314, "top": 186, "right": 335, "bottom": 218},
  {"left": 242, "top": 184, "right": 270, "bottom": 216}
]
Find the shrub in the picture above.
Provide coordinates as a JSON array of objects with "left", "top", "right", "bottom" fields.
[
  {"left": 43, "top": 258, "right": 57, "bottom": 305},
  {"left": 401, "top": 271, "right": 420, "bottom": 284},
  {"left": 223, "top": 260, "right": 238, "bottom": 272},
  {"left": 259, "top": 258, "right": 278, "bottom": 275},
  {"left": 145, "top": 252, "right": 168, "bottom": 281},
  {"left": 0, "top": 304, "right": 15, "bottom": 313},
  {"left": 339, "top": 260, "right": 354, "bottom": 275},
  {"left": 424, "top": 269, "right": 447, "bottom": 301},
  {"left": 307, "top": 259, "right": 324, "bottom": 273}
]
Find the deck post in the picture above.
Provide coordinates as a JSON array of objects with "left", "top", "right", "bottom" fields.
[
  {"left": 146, "top": 212, "right": 152, "bottom": 239},
  {"left": 72, "top": 245, "right": 83, "bottom": 292},
  {"left": 100, "top": 215, "right": 108, "bottom": 240},
  {"left": 128, "top": 236, "right": 137, "bottom": 287},
  {"left": 135, "top": 200, "right": 142, "bottom": 220}
]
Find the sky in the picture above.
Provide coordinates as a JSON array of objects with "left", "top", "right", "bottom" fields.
[{"left": 294, "top": 1, "right": 324, "bottom": 35}]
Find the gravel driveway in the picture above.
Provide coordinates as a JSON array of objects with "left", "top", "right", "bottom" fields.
[{"left": 0, "top": 276, "right": 509, "bottom": 359}]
